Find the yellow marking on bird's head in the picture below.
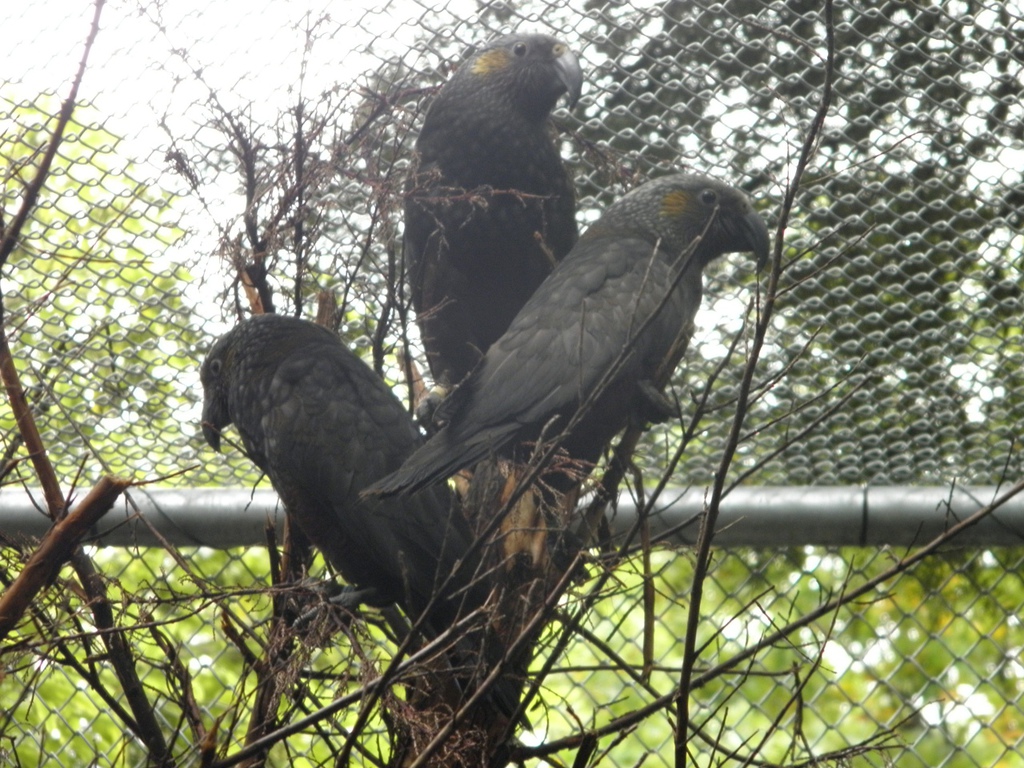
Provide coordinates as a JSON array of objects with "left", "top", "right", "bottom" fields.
[
  {"left": 660, "top": 189, "right": 695, "bottom": 219},
  {"left": 472, "top": 48, "right": 512, "bottom": 77}
]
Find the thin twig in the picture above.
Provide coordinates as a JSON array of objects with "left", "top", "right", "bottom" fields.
[
  {"left": 0, "top": 1, "right": 106, "bottom": 271},
  {"left": 511, "top": 477, "right": 1024, "bottom": 761},
  {"left": 674, "top": 2, "right": 836, "bottom": 765}
]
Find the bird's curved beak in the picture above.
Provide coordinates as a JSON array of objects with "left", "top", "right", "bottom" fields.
[
  {"left": 555, "top": 48, "right": 583, "bottom": 109},
  {"left": 743, "top": 209, "right": 772, "bottom": 271},
  {"left": 202, "top": 422, "right": 221, "bottom": 452},
  {"left": 201, "top": 395, "right": 226, "bottom": 452}
]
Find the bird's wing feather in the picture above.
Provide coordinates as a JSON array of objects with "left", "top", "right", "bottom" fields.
[
  {"left": 243, "top": 335, "right": 473, "bottom": 620},
  {"left": 448, "top": 236, "right": 673, "bottom": 433},
  {"left": 367, "top": 236, "right": 686, "bottom": 497}
]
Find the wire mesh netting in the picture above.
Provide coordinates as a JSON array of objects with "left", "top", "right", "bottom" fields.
[{"left": 1, "top": 0, "right": 1023, "bottom": 766}]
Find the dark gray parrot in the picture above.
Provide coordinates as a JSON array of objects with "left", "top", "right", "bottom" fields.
[
  {"left": 405, "top": 32, "right": 583, "bottom": 390},
  {"left": 367, "top": 173, "right": 771, "bottom": 497},
  {"left": 199, "top": 314, "right": 487, "bottom": 632}
]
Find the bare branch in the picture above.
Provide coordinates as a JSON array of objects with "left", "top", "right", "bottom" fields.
[
  {"left": 0, "top": 476, "right": 129, "bottom": 640},
  {"left": 0, "top": 0, "right": 106, "bottom": 271}
]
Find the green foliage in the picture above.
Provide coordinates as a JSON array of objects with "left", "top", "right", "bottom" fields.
[
  {"left": 524, "top": 544, "right": 1024, "bottom": 767},
  {"left": 0, "top": 92, "right": 195, "bottom": 485},
  {"left": 0, "top": 543, "right": 402, "bottom": 767}
]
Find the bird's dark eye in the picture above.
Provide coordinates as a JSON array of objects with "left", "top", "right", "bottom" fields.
[
  {"left": 513, "top": 42, "right": 528, "bottom": 57},
  {"left": 701, "top": 189, "right": 718, "bottom": 205},
  {"left": 209, "top": 358, "right": 222, "bottom": 377}
]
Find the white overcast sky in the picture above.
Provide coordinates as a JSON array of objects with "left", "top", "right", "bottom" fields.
[{"left": 5, "top": 0, "right": 421, "bottom": 121}]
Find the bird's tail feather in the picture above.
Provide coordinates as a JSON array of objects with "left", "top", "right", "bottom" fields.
[{"left": 363, "top": 423, "right": 520, "bottom": 498}]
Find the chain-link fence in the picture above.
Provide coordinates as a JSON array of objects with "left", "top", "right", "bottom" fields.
[{"left": 2, "top": 0, "right": 1023, "bottom": 766}]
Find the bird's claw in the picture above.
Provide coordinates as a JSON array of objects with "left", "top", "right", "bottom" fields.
[
  {"left": 634, "top": 379, "right": 679, "bottom": 425},
  {"left": 415, "top": 384, "right": 449, "bottom": 433}
]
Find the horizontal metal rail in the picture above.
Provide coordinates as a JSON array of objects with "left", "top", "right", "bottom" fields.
[{"left": 2, "top": 485, "right": 1021, "bottom": 549}]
